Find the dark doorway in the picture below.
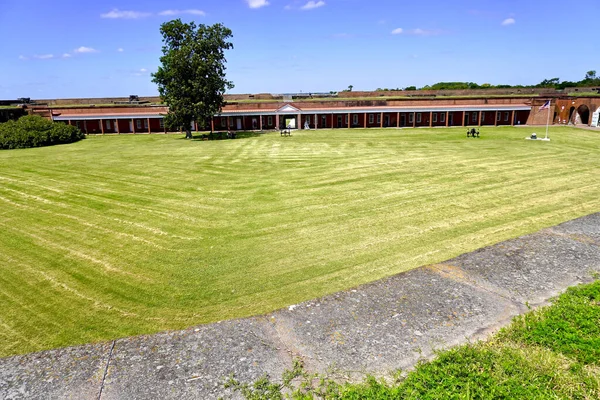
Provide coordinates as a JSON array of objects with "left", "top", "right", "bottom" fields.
[{"left": 577, "top": 105, "right": 590, "bottom": 125}]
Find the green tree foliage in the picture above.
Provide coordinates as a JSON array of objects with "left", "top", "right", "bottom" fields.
[
  {"left": 582, "top": 70, "right": 600, "bottom": 86},
  {"left": 535, "top": 77, "right": 561, "bottom": 88},
  {"left": 0, "top": 115, "right": 84, "bottom": 149},
  {"left": 585, "top": 70, "right": 597, "bottom": 80},
  {"left": 557, "top": 80, "right": 578, "bottom": 90},
  {"left": 427, "top": 82, "right": 481, "bottom": 90},
  {"left": 379, "top": 70, "right": 600, "bottom": 92},
  {"left": 152, "top": 19, "right": 234, "bottom": 139}
]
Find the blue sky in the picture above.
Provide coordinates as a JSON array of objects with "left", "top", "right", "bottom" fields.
[{"left": 1, "top": 0, "right": 599, "bottom": 98}]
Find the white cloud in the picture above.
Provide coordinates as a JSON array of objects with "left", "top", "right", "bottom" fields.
[
  {"left": 34, "top": 54, "right": 55, "bottom": 60},
  {"left": 392, "top": 28, "right": 443, "bottom": 36},
  {"left": 301, "top": 1, "right": 325, "bottom": 10},
  {"left": 101, "top": 9, "right": 151, "bottom": 19},
  {"left": 246, "top": 0, "right": 270, "bottom": 8},
  {"left": 159, "top": 9, "right": 206, "bottom": 16},
  {"left": 117, "top": 48, "right": 124, "bottom": 53},
  {"left": 74, "top": 46, "right": 98, "bottom": 54},
  {"left": 62, "top": 53, "right": 72, "bottom": 58},
  {"left": 18, "top": 55, "right": 29, "bottom": 60},
  {"left": 501, "top": 18, "right": 516, "bottom": 26},
  {"left": 133, "top": 68, "right": 150, "bottom": 77}
]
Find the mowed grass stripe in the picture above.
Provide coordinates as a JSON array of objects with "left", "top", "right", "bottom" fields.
[
  {"left": 1, "top": 127, "right": 599, "bottom": 356},
  {"left": 0, "top": 229, "right": 147, "bottom": 310},
  {"left": 235, "top": 170, "right": 595, "bottom": 250}
]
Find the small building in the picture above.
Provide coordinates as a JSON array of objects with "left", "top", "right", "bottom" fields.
[{"left": 46, "top": 105, "right": 170, "bottom": 134}]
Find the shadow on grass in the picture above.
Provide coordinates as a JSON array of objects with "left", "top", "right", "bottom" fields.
[{"left": 175, "top": 131, "right": 267, "bottom": 142}]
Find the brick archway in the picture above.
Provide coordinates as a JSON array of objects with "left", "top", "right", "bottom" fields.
[
  {"left": 555, "top": 98, "right": 600, "bottom": 126},
  {"left": 577, "top": 104, "right": 590, "bottom": 125}
]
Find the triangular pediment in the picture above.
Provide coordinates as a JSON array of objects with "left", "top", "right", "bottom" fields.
[{"left": 276, "top": 104, "right": 301, "bottom": 113}]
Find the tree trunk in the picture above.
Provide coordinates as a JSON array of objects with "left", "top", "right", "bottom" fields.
[{"left": 185, "top": 129, "right": 193, "bottom": 139}]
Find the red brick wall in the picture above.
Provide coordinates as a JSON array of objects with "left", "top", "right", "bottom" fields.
[
  {"left": 266, "top": 115, "right": 277, "bottom": 128},
  {"left": 497, "top": 111, "right": 512, "bottom": 126},
  {"left": 117, "top": 119, "right": 131, "bottom": 133},
  {"left": 514, "top": 110, "right": 529, "bottom": 125},
  {"left": 149, "top": 118, "right": 163, "bottom": 132},
  {"left": 51, "top": 105, "right": 169, "bottom": 117},
  {"left": 526, "top": 99, "right": 554, "bottom": 125},
  {"left": 431, "top": 112, "right": 447, "bottom": 127},
  {"left": 83, "top": 120, "right": 99, "bottom": 133},
  {"left": 554, "top": 98, "right": 600, "bottom": 125},
  {"left": 221, "top": 96, "right": 536, "bottom": 114}
]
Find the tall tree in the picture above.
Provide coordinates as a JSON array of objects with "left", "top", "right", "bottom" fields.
[
  {"left": 585, "top": 70, "right": 596, "bottom": 80},
  {"left": 152, "top": 20, "right": 234, "bottom": 139}
]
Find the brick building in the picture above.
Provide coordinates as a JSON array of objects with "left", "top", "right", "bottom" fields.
[{"left": 19, "top": 89, "right": 600, "bottom": 134}]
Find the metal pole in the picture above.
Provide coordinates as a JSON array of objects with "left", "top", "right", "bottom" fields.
[{"left": 545, "top": 102, "right": 551, "bottom": 139}]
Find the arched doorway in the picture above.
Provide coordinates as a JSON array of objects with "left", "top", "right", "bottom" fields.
[
  {"left": 568, "top": 106, "right": 575, "bottom": 124},
  {"left": 577, "top": 105, "right": 590, "bottom": 125}
]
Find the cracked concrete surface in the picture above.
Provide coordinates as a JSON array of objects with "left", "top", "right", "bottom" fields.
[{"left": 1, "top": 213, "right": 599, "bottom": 399}]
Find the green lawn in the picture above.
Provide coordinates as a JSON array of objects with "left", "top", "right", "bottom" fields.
[{"left": 1, "top": 126, "right": 599, "bottom": 357}]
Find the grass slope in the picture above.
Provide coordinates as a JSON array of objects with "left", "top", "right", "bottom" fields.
[
  {"left": 343, "top": 279, "right": 600, "bottom": 399},
  {"left": 0, "top": 127, "right": 599, "bottom": 357},
  {"left": 227, "top": 280, "right": 600, "bottom": 399}
]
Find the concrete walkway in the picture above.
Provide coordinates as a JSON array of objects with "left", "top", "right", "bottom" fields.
[{"left": 2, "top": 213, "right": 599, "bottom": 400}]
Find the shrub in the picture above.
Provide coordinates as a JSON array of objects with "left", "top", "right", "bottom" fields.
[{"left": 0, "top": 115, "right": 85, "bottom": 149}]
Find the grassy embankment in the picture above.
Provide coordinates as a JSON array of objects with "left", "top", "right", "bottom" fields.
[
  {"left": 231, "top": 94, "right": 540, "bottom": 103},
  {"left": 227, "top": 279, "right": 600, "bottom": 399},
  {"left": 0, "top": 126, "right": 599, "bottom": 357}
]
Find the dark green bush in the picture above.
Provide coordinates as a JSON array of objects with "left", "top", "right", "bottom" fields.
[{"left": 0, "top": 115, "right": 85, "bottom": 149}]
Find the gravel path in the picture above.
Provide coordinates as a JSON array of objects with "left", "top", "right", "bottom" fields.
[{"left": 2, "top": 213, "right": 599, "bottom": 399}]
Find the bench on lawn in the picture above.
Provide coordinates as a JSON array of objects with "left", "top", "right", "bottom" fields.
[{"left": 280, "top": 128, "right": 291, "bottom": 136}]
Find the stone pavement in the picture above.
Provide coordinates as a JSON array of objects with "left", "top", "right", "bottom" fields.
[{"left": 1, "top": 213, "right": 599, "bottom": 399}]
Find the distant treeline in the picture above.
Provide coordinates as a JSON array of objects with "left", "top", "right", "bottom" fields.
[{"left": 376, "top": 70, "right": 600, "bottom": 91}]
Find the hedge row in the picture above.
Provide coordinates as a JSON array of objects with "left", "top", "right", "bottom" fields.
[{"left": 0, "top": 115, "right": 85, "bottom": 149}]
